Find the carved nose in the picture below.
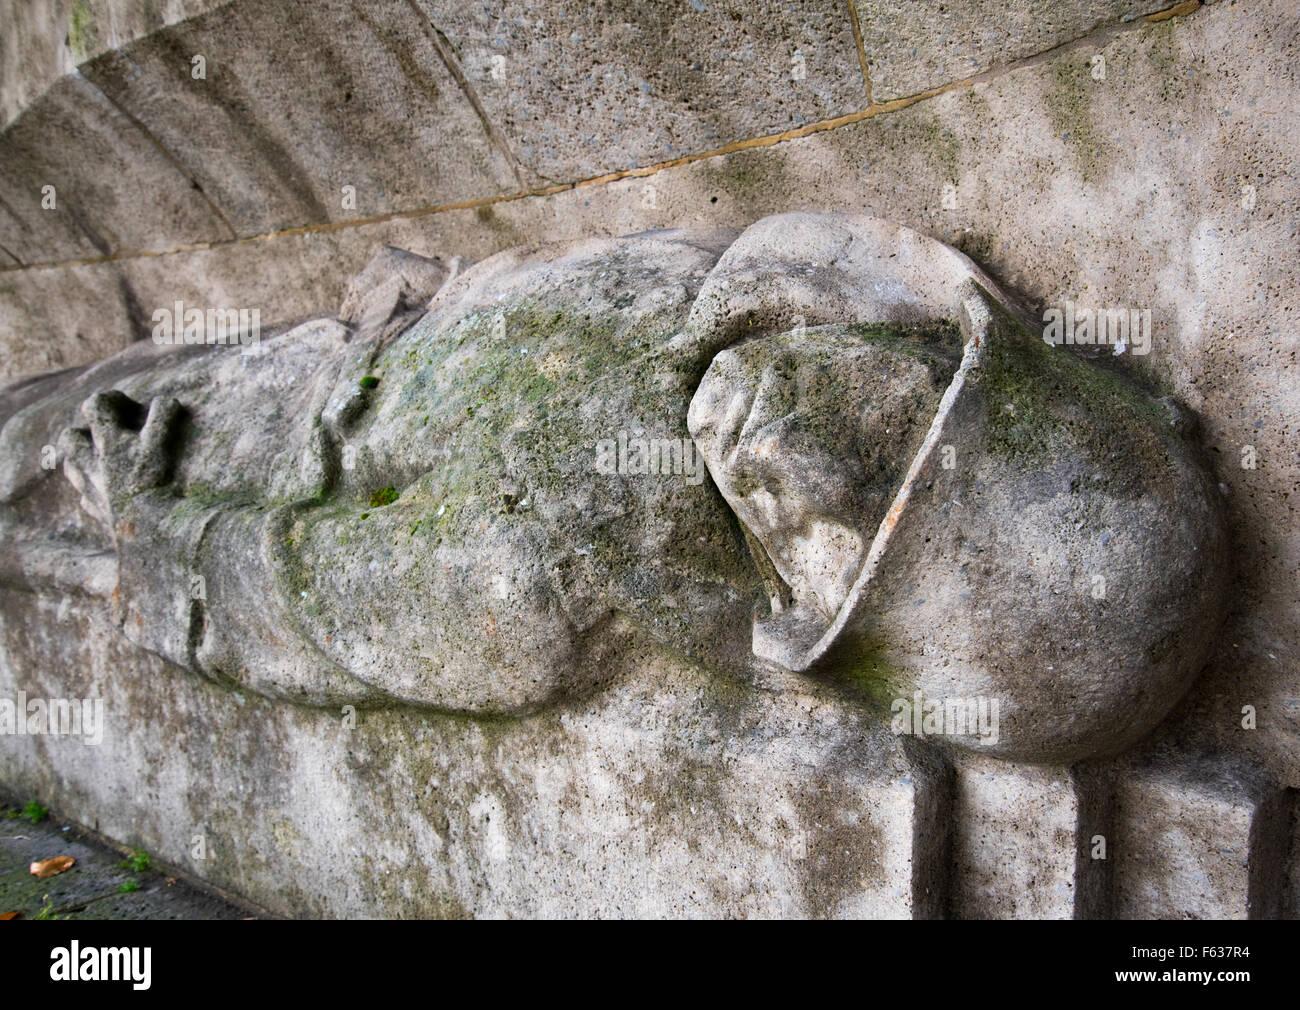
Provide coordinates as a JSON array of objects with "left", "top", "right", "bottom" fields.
[{"left": 690, "top": 357, "right": 797, "bottom": 490}]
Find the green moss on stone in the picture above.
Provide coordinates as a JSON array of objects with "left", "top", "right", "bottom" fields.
[
  {"left": 1045, "top": 60, "right": 1105, "bottom": 182},
  {"left": 975, "top": 298, "right": 1174, "bottom": 496},
  {"left": 68, "top": 0, "right": 96, "bottom": 63},
  {"left": 700, "top": 148, "right": 789, "bottom": 204},
  {"left": 368, "top": 486, "right": 398, "bottom": 507},
  {"left": 921, "top": 113, "right": 961, "bottom": 184},
  {"left": 844, "top": 318, "right": 964, "bottom": 386},
  {"left": 819, "top": 630, "right": 911, "bottom": 714},
  {"left": 1146, "top": 21, "right": 1203, "bottom": 104}
]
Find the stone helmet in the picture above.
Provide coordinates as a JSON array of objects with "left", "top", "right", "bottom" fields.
[{"left": 687, "top": 213, "right": 1228, "bottom": 764}]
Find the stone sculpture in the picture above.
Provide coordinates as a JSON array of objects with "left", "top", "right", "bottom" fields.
[{"left": 0, "top": 213, "right": 1227, "bottom": 764}]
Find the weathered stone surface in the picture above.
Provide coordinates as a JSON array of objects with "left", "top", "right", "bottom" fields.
[
  {"left": 21, "top": 229, "right": 771, "bottom": 712},
  {"left": 854, "top": 0, "right": 1169, "bottom": 102},
  {"left": 73, "top": 0, "right": 525, "bottom": 239},
  {"left": 0, "top": 214, "right": 1228, "bottom": 766},
  {"left": 0, "top": 259, "right": 140, "bottom": 372},
  {"left": 421, "top": 0, "right": 868, "bottom": 180},
  {"left": 0, "top": 73, "right": 233, "bottom": 261},
  {"left": 0, "top": 581, "right": 952, "bottom": 917},
  {"left": 0, "top": 212, "right": 1232, "bottom": 913},
  {"left": 336, "top": 246, "right": 456, "bottom": 333},
  {"left": 949, "top": 757, "right": 1110, "bottom": 918},
  {"left": 1113, "top": 754, "right": 1290, "bottom": 918},
  {"left": 0, "top": 0, "right": 868, "bottom": 269},
  {"left": 0, "top": 0, "right": 228, "bottom": 128},
  {"left": 688, "top": 214, "right": 1227, "bottom": 764},
  {"left": 0, "top": 0, "right": 1296, "bottom": 918}
]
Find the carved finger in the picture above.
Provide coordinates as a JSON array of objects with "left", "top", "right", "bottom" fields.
[{"left": 131, "top": 396, "right": 184, "bottom": 490}]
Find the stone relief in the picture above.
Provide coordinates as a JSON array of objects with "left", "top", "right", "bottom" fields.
[{"left": 0, "top": 213, "right": 1228, "bottom": 766}]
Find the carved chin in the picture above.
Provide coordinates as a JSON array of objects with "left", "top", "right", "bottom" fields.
[
  {"left": 755, "top": 516, "right": 865, "bottom": 620},
  {"left": 745, "top": 515, "right": 867, "bottom": 676},
  {"left": 737, "top": 490, "right": 864, "bottom": 615}
]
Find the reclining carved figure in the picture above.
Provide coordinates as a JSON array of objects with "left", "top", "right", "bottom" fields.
[{"left": 0, "top": 213, "right": 1228, "bottom": 763}]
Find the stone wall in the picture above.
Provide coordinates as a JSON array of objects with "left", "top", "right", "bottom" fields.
[{"left": 1, "top": 0, "right": 1296, "bottom": 917}]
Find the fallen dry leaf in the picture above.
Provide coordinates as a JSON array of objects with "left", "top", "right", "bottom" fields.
[
  {"left": 29, "top": 855, "right": 75, "bottom": 879},
  {"left": 0, "top": 911, "right": 20, "bottom": 920}
]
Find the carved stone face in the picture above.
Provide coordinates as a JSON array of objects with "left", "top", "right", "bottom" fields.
[{"left": 689, "top": 324, "right": 960, "bottom": 624}]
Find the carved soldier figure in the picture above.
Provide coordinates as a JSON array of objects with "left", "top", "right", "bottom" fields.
[{"left": 0, "top": 214, "right": 1227, "bottom": 763}]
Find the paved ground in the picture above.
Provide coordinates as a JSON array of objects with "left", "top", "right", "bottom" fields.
[{"left": 0, "top": 799, "right": 255, "bottom": 920}]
